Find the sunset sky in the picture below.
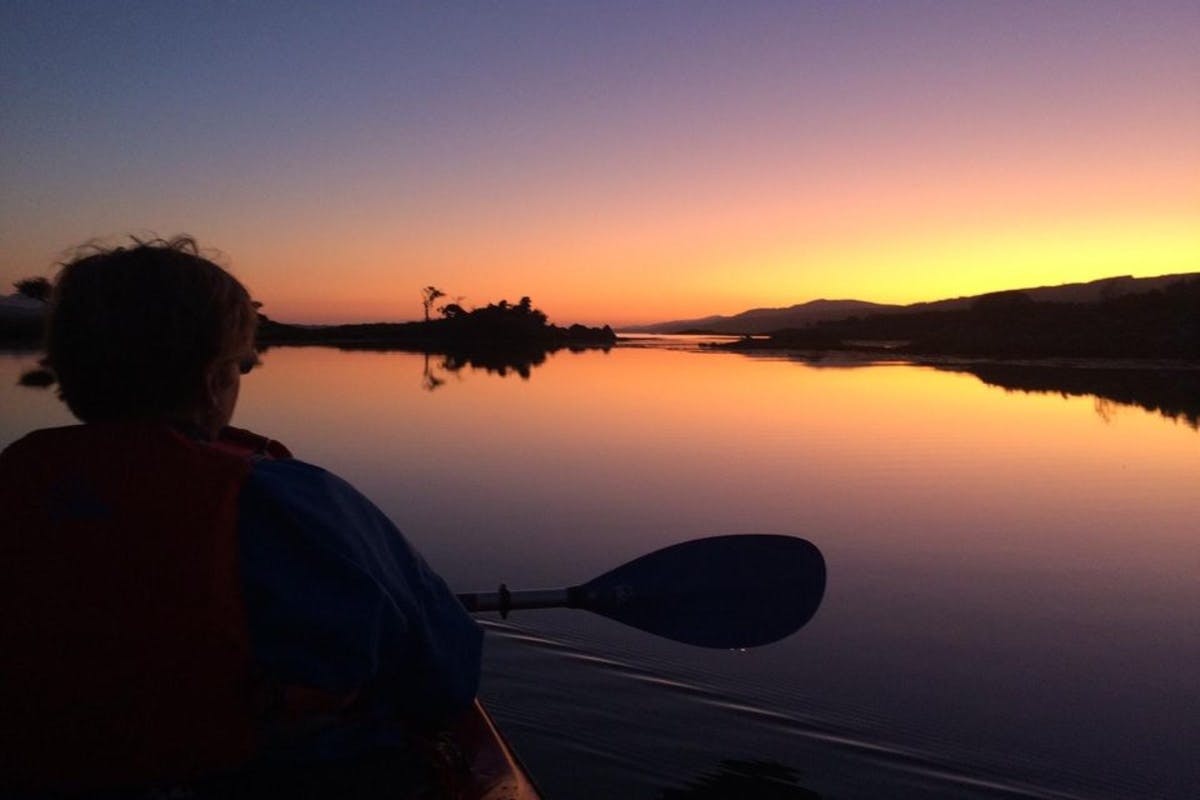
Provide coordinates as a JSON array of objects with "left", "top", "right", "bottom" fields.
[{"left": 2, "top": 1, "right": 1197, "bottom": 327}]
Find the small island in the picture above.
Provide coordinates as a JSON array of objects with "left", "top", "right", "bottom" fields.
[
  {"left": 259, "top": 294, "right": 613, "bottom": 347},
  {"left": 256, "top": 294, "right": 616, "bottom": 377}
]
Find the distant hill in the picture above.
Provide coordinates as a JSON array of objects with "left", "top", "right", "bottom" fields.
[
  {"left": 630, "top": 273, "right": 1200, "bottom": 335},
  {"left": 631, "top": 299, "right": 898, "bottom": 335},
  {"left": 717, "top": 275, "right": 1200, "bottom": 360}
]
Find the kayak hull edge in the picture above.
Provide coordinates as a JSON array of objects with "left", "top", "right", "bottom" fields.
[{"left": 448, "top": 700, "right": 543, "bottom": 800}]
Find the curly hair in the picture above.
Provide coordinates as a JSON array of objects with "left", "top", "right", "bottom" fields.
[{"left": 46, "top": 236, "right": 257, "bottom": 422}]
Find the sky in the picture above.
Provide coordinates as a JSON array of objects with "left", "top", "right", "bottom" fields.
[{"left": 2, "top": 1, "right": 1197, "bottom": 327}]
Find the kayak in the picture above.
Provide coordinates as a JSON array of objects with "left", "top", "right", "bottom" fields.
[
  {"left": 201, "top": 700, "right": 541, "bottom": 800},
  {"left": 2, "top": 701, "right": 540, "bottom": 799},
  {"left": 238, "top": 699, "right": 543, "bottom": 799},
  {"left": 442, "top": 700, "right": 543, "bottom": 800}
]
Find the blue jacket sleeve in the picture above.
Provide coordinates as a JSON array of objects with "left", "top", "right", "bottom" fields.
[{"left": 237, "top": 458, "right": 482, "bottom": 723}]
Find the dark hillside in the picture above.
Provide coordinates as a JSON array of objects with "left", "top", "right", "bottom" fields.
[
  {"left": 635, "top": 272, "right": 1199, "bottom": 335},
  {"left": 725, "top": 278, "right": 1200, "bottom": 360}
]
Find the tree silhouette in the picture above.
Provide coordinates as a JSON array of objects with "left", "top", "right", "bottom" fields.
[{"left": 421, "top": 286, "right": 445, "bottom": 321}]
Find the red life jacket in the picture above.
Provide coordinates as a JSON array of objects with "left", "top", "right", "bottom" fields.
[{"left": 0, "top": 421, "right": 289, "bottom": 793}]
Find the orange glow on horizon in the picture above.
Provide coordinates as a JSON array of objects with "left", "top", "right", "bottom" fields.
[
  {"left": 203, "top": 126, "right": 1200, "bottom": 328},
  {"left": 237, "top": 208, "right": 1199, "bottom": 328},
  {"left": 2, "top": 3, "right": 1197, "bottom": 330}
]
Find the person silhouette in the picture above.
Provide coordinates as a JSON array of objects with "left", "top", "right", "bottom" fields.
[{"left": 0, "top": 236, "right": 481, "bottom": 796}]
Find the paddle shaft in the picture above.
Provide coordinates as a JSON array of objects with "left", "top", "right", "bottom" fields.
[{"left": 457, "top": 586, "right": 577, "bottom": 615}]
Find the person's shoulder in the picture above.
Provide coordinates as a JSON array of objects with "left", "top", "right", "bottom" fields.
[
  {"left": 0, "top": 425, "right": 84, "bottom": 464},
  {"left": 239, "top": 456, "right": 414, "bottom": 574},
  {"left": 249, "top": 456, "right": 325, "bottom": 478},
  {"left": 3, "top": 425, "right": 83, "bottom": 450},
  {"left": 216, "top": 426, "right": 293, "bottom": 459},
  {"left": 241, "top": 457, "right": 391, "bottom": 533},
  {"left": 1, "top": 430, "right": 37, "bottom": 461},
  {"left": 245, "top": 457, "right": 360, "bottom": 500}
]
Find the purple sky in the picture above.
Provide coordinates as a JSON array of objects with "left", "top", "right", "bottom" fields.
[{"left": 3, "top": 1, "right": 1197, "bottom": 324}]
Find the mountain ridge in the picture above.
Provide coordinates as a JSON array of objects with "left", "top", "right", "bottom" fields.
[{"left": 628, "top": 272, "right": 1200, "bottom": 335}]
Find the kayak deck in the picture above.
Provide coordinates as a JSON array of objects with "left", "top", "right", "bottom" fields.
[{"left": 5, "top": 701, "right": 540, "bottom": 799}]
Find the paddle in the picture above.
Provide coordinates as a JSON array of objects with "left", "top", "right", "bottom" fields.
[{"left": 456, "top": 534, "right": 825, "bottom": 649}]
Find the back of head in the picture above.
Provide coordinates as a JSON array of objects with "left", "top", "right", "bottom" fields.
[{"left": 47, "top": 236, "right": 256, "bottom": 423}]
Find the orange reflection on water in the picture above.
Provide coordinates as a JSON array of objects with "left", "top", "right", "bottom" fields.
[
  {"left": 4, "top": 344, "right": 1196, "bottom": 614},
  {"left": 235, "top": 346, "right": 1198, "bottom": 578}
]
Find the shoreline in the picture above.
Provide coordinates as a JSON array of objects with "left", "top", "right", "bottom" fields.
[
  {"left": 6, "top": 338, "right": 1200, "bottom": 371},
  {"left": 703, "top": 346, "right": 1200, "bottom": 371}
]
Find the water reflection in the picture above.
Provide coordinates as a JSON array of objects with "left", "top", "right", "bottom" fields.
[
  {"left": 658, "top": 759, "right": 822, "bottom": 799},
  {"left": 263, "top": 339, "right": 612, "bottom": 390},
  {"left": 428, "top": 345, "right": 547, "bottom": 383},
  {"left": 20, "top": 331, "right": 1196, "bottom": 427},
  {"left": 5, "top": 344, "right": 1198, "bottom": 799},
  {"left": 11, "top": 338, "right": 609, "bottom": 394},
  {"left": 728, "top": 346, "right": 1200, "bottom": 431},
  {"left": 937, "top": 363, "right": 1200, "bottom": 429}
]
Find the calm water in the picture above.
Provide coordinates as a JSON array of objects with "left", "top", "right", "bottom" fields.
[{"left": 3, "top": 343, "right": 1197, "bottom": 799}]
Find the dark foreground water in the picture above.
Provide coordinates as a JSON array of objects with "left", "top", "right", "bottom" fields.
[{"left": 3, "top": 342, "right": 1197, "bottom": 799}]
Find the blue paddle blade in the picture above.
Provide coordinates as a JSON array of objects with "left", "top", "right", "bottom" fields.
[{"left": 569, "top": 535, "right": 825, "bottom": 649}]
